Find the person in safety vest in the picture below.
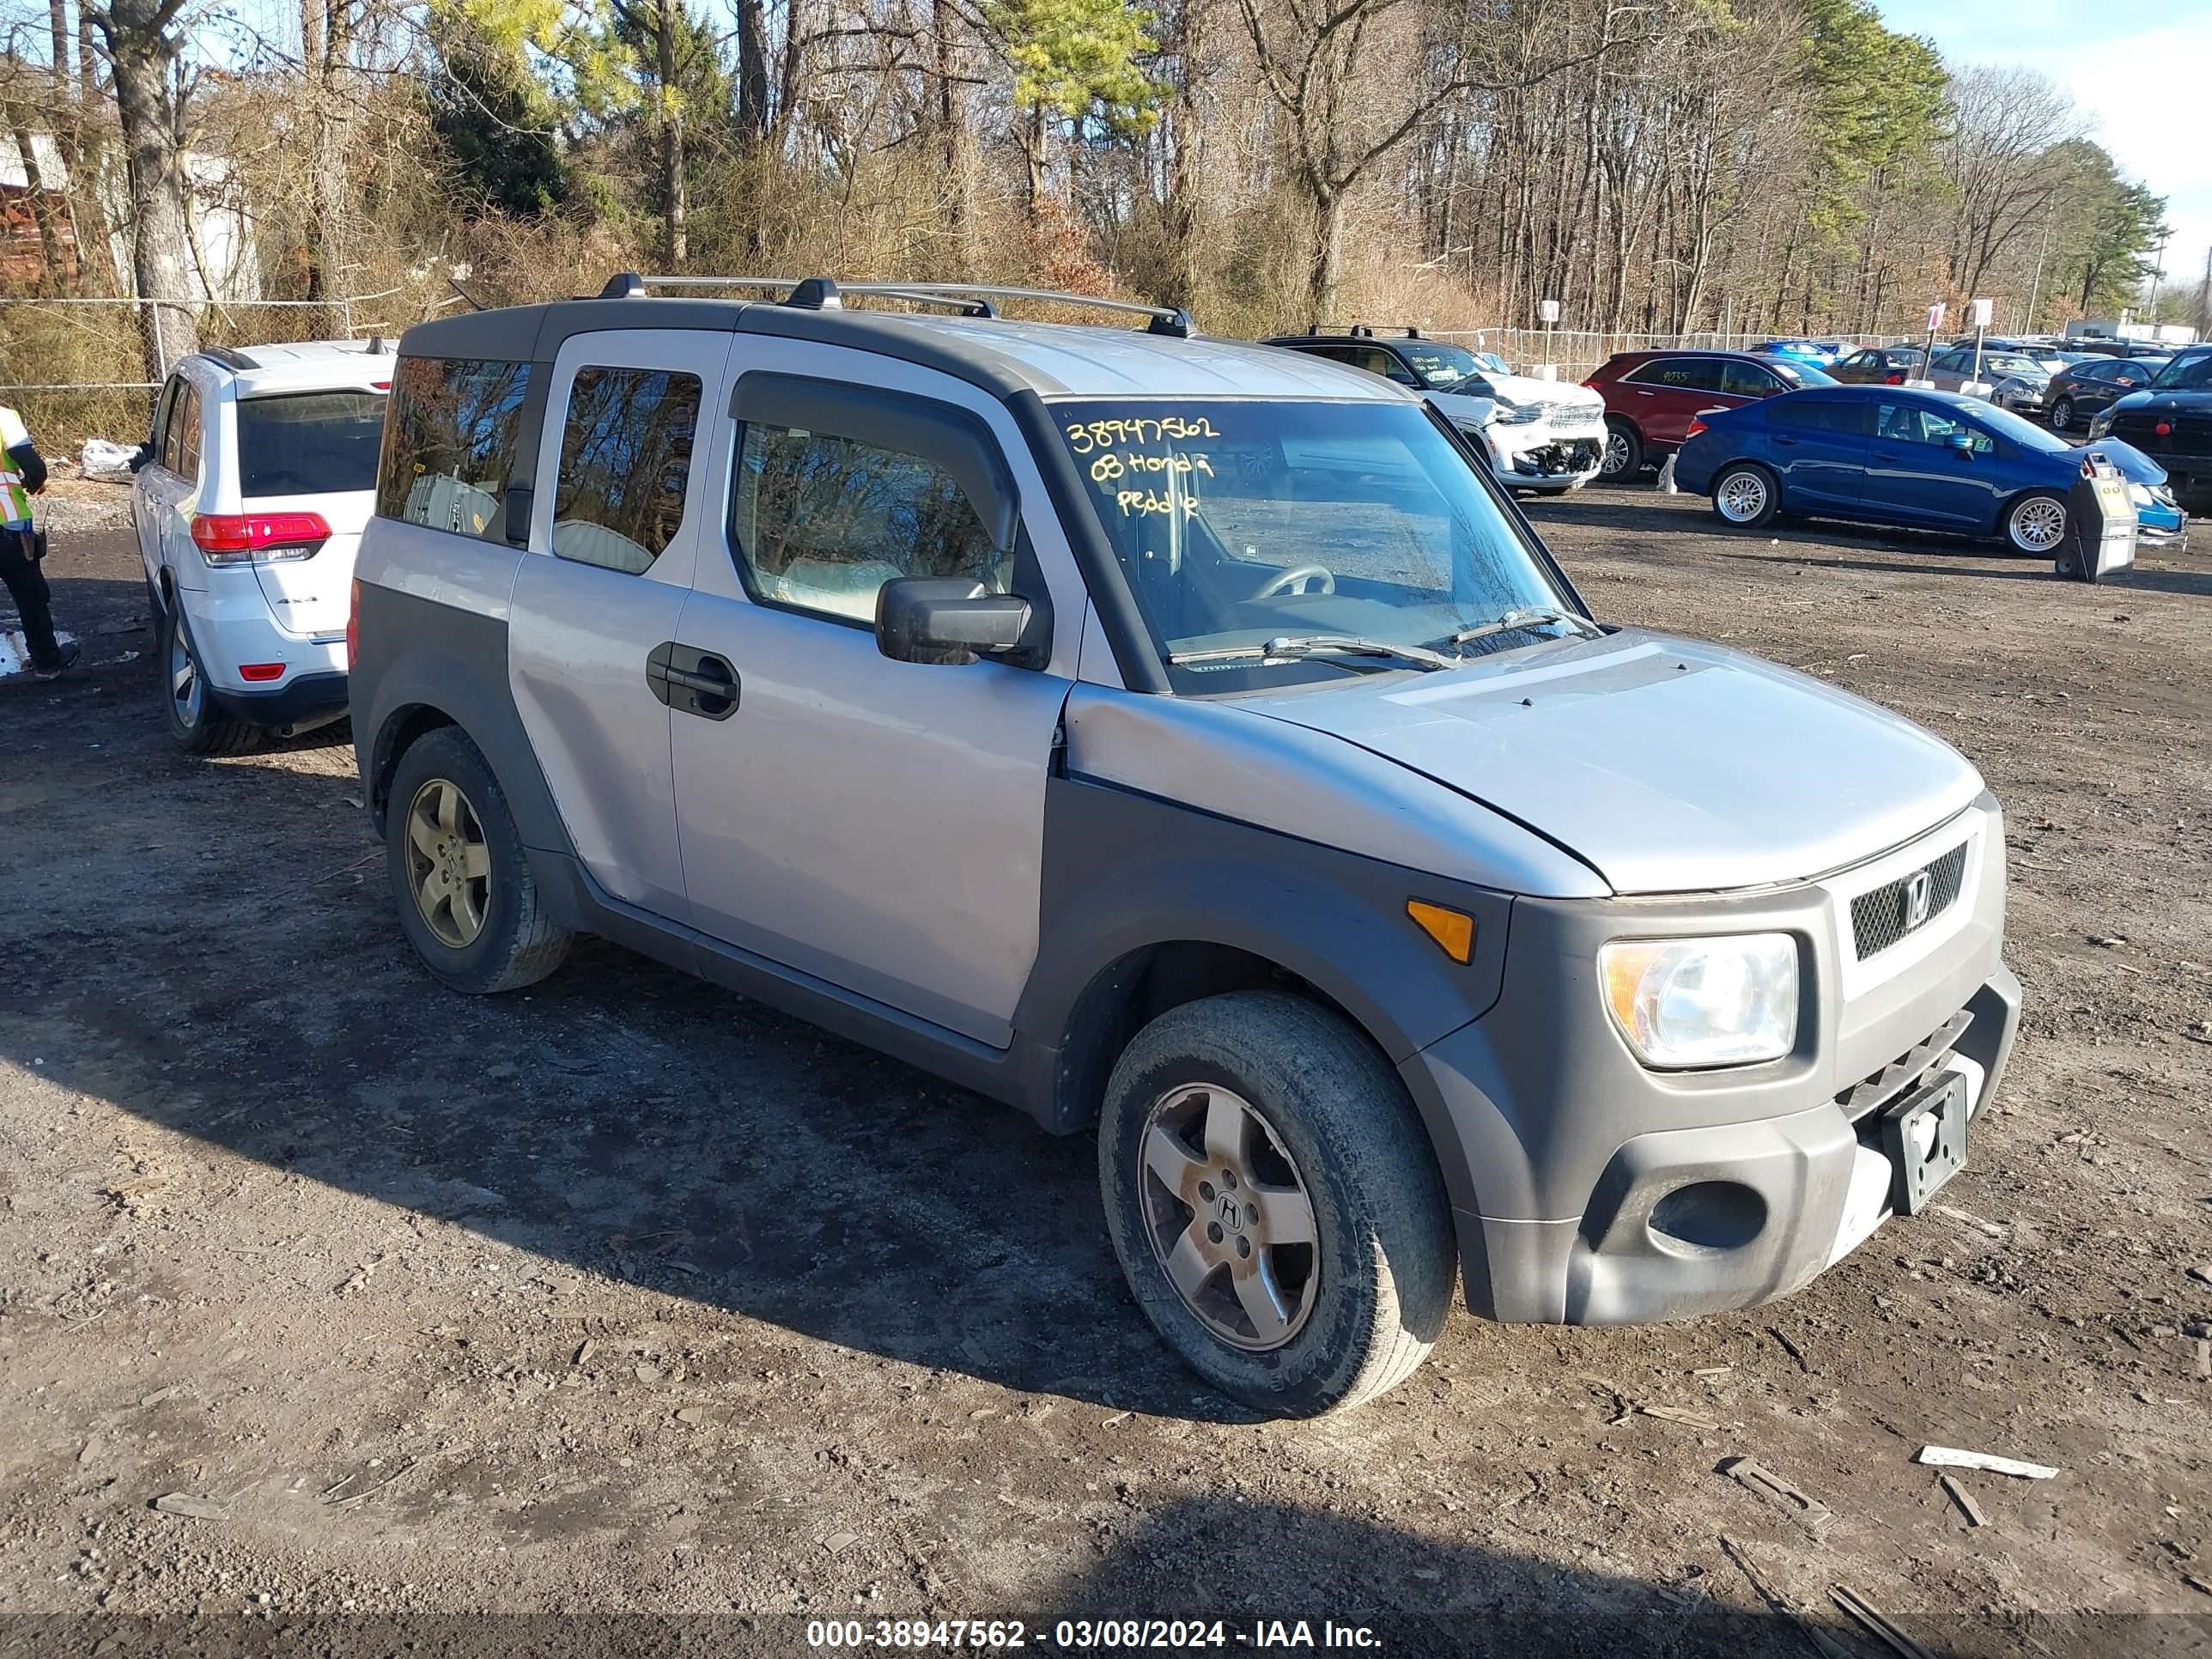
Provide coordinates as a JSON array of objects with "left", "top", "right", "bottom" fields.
[{"left": 0, "top": 403, "right": 76, "bottom": 679}]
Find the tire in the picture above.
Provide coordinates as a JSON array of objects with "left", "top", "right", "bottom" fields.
[
  {"left": 161, "top": 602, "right": 261, "bottom": 757},
  {"left": 2003, "top": 490, "right": 2069, "bottom": 557},
  {"left": 1097, "top": 990, "right": 1455, "bottom": 1418},
  {"left": 2049, "top": 396, "right": 2075, "bottom": 434},
  {"left": 1711, "top": 462, "right": 1782, "bottom": 529},
  {"left": 1598, "top": 418, "right": 1643, "bottom": 483},
  {"left": 385, "top": 726, "right": 572, "bottom": 994}
]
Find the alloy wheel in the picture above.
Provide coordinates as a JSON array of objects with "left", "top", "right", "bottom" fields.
[
  {"left": 169, "top": 618, "right": 203, "bottom": 728},
  {"left": 1717, "top": 470, "right": 1769, "bottom": 524},
  {"left": 1137, "top": 1083, "right": 1320, "bottom": 1352},
  {"left": 2010, "top": 495, "right": 2066, "bottom": 553},
  {"left": 2051, "top": 398, "right": 2074, "bottom": 433},
  {"left": 1601, "top": 431, "right": 1632, "bottom": 477},
  {"left": 404, "top": 777, "right": 493, "bottom": 948}
]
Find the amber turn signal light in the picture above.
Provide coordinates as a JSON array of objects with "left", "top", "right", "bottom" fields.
[{"left": 1406, "top": 900, "right": 1474, "bottom": 964}]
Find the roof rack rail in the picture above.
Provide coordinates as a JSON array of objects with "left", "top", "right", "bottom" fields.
[
  {"left": 601, "top": 273, "right": 1193, "bottom": 337},
  {"left": 196, "top": 344, "right": 259, "bottom": 372}
]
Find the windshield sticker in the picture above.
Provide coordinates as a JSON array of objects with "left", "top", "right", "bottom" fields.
[{"left": 1064, "top": 415, "right": 1221, "bottom": 453}]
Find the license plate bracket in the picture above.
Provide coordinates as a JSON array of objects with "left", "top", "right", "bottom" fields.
[{"left": 1881, "top": 1071, "right": 1970, "bottom": 1215}]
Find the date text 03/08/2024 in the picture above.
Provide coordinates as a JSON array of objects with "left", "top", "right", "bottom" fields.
[{"left": 805, "top": 1618, "right": 1384, "bottom": 1650}]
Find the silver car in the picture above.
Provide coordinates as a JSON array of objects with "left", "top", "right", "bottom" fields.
[
  {"left": 349, "top": 276, "right": 2021, "bottom": 1417},
  {"left": 1926, "top": 345, "right": 2061, "bottom": 414}
]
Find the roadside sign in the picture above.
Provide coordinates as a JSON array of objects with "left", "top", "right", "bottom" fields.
[
  {"left": 1968, "top": 298, "right": 1993, "bottom": 328},
  {"left": 1537, "top": 299, "right": 1560, "bottom": 324},
  {"left": 1925, "top": 302, "right": 1946, "bottom": 332}
]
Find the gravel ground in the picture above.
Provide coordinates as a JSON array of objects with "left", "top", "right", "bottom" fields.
[{"left": 0, "top": 494, "right": 2208, "bottom": 1659}]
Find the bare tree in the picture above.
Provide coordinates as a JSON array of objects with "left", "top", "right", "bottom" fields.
[
  {"left": 84, "top": 0, "right": 198, "bottom": 374},
  {"left": 1942, "top": 66, "right": 2083, "bottom": 299}
]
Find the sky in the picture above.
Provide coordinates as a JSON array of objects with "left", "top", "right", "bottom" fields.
[{"left": 1875, "top": 0, "right": 2212, "bottom": 308}]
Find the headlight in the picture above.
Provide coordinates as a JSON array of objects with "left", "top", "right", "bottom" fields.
[
  {"left": 1493, "top": 403, "right": 1544, "bottom": 425},
  {"left": 2088, "top": 412, "right": 2113, "bottom": 438},
  {"left": 1599, "top": 934, "right": 1799, "bottom": 1068}
]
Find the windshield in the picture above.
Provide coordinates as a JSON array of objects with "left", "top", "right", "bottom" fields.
[
  {"left": 1055, "top": 400, "right": 1576, "bottom": 692},
  {"left": 1968, "top": 402, "right": 2071, "bottom": 454},
  {"left": 236, "top": 390, "right": 386, "bottom": 497},
  {"left": 1397, "top": 342, "right": 1485, "bottom": 391},
  {"left": 1774, "top": 362, "right": 1838, "bottom": 386},
  {"left": 2154, "top": 354, "right": 2212, "bottom": 391}
]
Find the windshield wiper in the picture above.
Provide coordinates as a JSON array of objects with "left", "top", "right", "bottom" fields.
[
  {"left": 1443, "top": 606, "right": 1601, "bottom": 651},
  {"left": 1168, "top": 635, "right": 1456, "bottom": 672}
]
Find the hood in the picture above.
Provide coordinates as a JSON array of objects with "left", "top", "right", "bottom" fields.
[
  {"left": 1237, "top": 630, "right": 1984, "bottom": 896},
  {"left": 1429, "top": 374, "right": 1601, "bottom": 421}
]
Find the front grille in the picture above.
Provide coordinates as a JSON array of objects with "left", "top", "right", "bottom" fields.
[{"left": 1850, "top": 842, "right": 1968, "bottom": 960}]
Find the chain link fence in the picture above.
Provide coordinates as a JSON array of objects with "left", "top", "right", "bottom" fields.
[
  {"left": 1431, "top": 328, "right": 1913, "bottom": 383},
  {"left": 0, "top": 294, "right": 416, "bottom": 449}
]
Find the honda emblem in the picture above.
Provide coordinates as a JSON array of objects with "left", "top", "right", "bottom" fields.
[{"left": 1903, "top": 870, "right": 1933, "bottom": 931}]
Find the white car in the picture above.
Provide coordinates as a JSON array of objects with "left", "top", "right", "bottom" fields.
[
  {"left": 1265, "top": 329, "right": 1607, "bottom": 493},
  {"left": 131, "top": 340, "right": 391, "bottom": 751}
]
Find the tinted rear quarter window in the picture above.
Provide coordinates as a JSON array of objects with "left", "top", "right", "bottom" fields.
[
  {"left": 377, "top": 356, "right": 534, "bottom": 538},
  {"left": 236, "top": 391, "right": 386, "bottom": 498},
  {"left": 551, "top": 368, "right": 702, "bottom": 574},
  {"left": 1625, "top": 357, "right": 1723, "bottom": 392},
  {"left": 1767, "top": 398, "right": 1869, "bottom": 435}
]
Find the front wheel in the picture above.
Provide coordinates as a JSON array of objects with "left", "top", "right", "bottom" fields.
[
  {"left": 2049, "top": 396, "right": 2075, "bottom": 434},
  {"left": 1711, "top": 462, "right": 1781, "bottom": 529},
  {"left": 1097, "top": 991, "right": 1455, "bottom": 1417},
  {"left": 2004, "top": 490, "right": 2068, "bottom": 557},
  {"left": 1598, "top": 419, "right": 1643, "bottom": 483}
]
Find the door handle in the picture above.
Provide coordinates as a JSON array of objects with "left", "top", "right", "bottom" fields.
[
  {"left": 1771, "top": 437, "right": 1799, "bottom": 447},
  {"left": 646, "top": 642, "right": 740, "bottom": 720}
]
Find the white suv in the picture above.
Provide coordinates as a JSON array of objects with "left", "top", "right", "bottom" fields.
[{"left": 132, "top": 340, "right": 391, "bottom": 751}]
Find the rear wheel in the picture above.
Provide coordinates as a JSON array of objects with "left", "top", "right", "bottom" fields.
[
  {"left": 386, "top": 726, "right": 572, "bottom": 994},
  {"left": 1711, "top": 462, "right": 1781, "bottom": 529},
  {"left": 2049, "top": 395, "right": 2075, "bottom": 434},
  {"left": 2003, "top": 490, "right": 2068, "bottom": 557},
  {"left": 1598, "top": 419, "right": 1643, "bottom": 483},
  {"left": 1097, "top": 991, "right": 1455, "bottom": 1417},
  {"left": 161, "top": 604, "right": 260, "bottom": 757}
]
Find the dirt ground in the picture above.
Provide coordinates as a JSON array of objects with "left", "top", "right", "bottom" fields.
[{"left": 1, "top": 483, "right": 2208, "bottom": 1659}]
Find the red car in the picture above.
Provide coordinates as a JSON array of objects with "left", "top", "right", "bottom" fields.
[{"left": 1585, "top": 349, "right": 1834, "bottom": 481}]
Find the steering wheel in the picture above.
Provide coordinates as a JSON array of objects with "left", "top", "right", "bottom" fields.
[{"left": 1252, "top": 563, "right": 1335, "bottom": 599}]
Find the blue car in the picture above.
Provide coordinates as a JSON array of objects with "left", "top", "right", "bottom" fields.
[
  {"left": 1673, "top": 386, "right": 2185, "bottom": 556},
  {"left": 1755, "top": 338, "right": 1847, "bottom": 368}
]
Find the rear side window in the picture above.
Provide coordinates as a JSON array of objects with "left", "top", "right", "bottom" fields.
[
  {"left": 729, "top": 424, "right": 1007, "bottom": 624},
  {"left": 236, "top": 391, "right": 386, "bottom": 498},
  {"left": 1721, "top": 362, "right": 1782, "bottom": 396},
  {"left": 161, "top": 380, "right": 201, "bottom": 478},
  {"left": 1767, "top": 398, "right": 1869, "bottom": 435},
  {"left": 1624, "top": 357, "right": 1723, "bottom": 392},
  {"left": 550, "top": 368, "right": 702, "bottom": 573},
  {"left": 377, "top": 356, "right": 533, "bottom": 538}
]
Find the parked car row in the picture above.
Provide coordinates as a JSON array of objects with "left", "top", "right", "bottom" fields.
[{"left": 123, "top": 275, "right": 2026, "bottom": 1418}]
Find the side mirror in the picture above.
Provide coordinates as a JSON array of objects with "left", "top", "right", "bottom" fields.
[
  {"left": 1946, "top": 431, "right": 1976, "bottom": 455},
  {"left": 876, "top": 576, "right": 1035, "bottom": 667}
]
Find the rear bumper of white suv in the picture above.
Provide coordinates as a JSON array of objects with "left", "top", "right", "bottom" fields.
[{"left": 177, "top": 575, "right": 350, "bottom": 726}]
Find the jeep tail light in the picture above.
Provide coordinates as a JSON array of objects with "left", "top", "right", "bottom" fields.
[
  {"left": 347, "top": 578, "right": 361, "bottom": 672},
  {"left": 190, "top": 510, "right": 331, "bottom": 567}
]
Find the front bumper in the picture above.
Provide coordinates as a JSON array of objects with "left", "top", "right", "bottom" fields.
[
  {"left": 1401, "top": 797, "right": 2021, "bottom": 1325},
  {"left": 1467, "top": 419, "right": 1606, "bottom": 491}
]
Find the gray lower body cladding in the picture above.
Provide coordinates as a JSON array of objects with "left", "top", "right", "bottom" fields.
[{"left": 1407, "top": 809, "right": 2018, "bottom": 1324}]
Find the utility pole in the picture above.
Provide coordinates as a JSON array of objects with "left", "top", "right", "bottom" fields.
[
  {"left": 2025, "top": 210, "right": 2054, "bottom": 333},
  {"left": 2148, "top": 228, "right": 2170, "bottom": 319}
]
